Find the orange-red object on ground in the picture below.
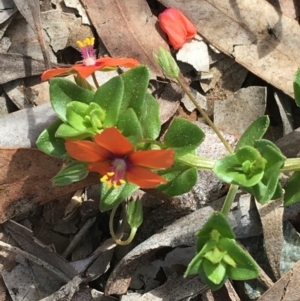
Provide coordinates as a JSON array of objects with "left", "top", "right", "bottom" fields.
[
  {"left": 158, "top": 8, "right": 197, "bottom": 50},
  {"left": 65, "top": 127, "right": 174, "bottom": 189}
]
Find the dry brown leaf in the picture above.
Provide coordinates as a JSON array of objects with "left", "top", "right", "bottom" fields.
[
  {"left": 0, "top": 148, "right": 98, "bottom": 223},
  {"left": 80, "top": 0, "right": 168, "bottom": 78},
  {"left": 258, "top": 259, "right": 300, "bottom": 301},
  {"left": 159, "top": 0, "right": 300, "bottom": 98},
  {"left": 267, "top": 0, "right": 300, "bottom": 19},
  {"left": 256, "top": 199, "right": 284, "bottom": 280}
]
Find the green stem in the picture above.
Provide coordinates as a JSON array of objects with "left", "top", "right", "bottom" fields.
[
  {"left": 281, "top": 158, "right": 300, "bottom": 172},
  {"left": 92, "top": 72, "right": 100, "bottom": 88},
  {"left": 109, "top": 204, "right": 137, "bottom": 245},
  {"left": 178, "top": 153, "right": 216, "bottom": 170},
  {"left": 176, "top": 76, "right": 233, "bottom": 154},
  {"left": 220, "top": 184, "right": 239, "bottom": 216}
]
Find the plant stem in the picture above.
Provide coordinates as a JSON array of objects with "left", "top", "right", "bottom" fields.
[
  {"left": 220, "top": 184, "right": 238, "bottom": 216},
  {"left": 92, "top": 72, "right": 100, "bottom": 88},
  {"left": 109, "top": 204, "right": 137, "bottom": 245},
  {"left": 176, "top": 76, "right": 233, "bottom": 154},
  {"left": 281, "top": 158, "right": 300, "bottom": 172},
  {"left": 178, "top": 153, "right": 216, "bottom": 170}
]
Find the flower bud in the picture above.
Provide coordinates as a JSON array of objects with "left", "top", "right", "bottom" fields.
[
  {"left": 158, "top": 8, "right": 197, "bottom": 50},
  {"left": 153, "top": 47, "right": 180, "bottom": 79}
]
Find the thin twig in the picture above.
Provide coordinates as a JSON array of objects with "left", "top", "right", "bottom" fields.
[
  {"left": 62, "top": 217, "right": 97, "bottom": 258},
  {"left": 0, "top": 240, "right": 70, "bottom": 283}
]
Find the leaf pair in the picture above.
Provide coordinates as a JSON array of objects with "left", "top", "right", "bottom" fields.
[
  {"left": 214, "top": 116, "right": 286, "bottom": 204},
  {"left": 185, "top": 212, "right": 259, "bottom": 290}
]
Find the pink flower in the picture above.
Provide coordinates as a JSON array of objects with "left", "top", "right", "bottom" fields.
[{"left": 158, "top": 8, "right": 197, "bottom": 50}]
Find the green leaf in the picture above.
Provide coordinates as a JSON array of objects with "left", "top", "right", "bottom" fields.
[
  {"left": 203, "top": 259, "right": 226, "bottom": 285},
  {"left": 50, "top": 78, "right": 94, "bottom": 122},
  {"left": 196, "top": 212, "right": 235, "bottom": 252},
  {"left": 66, "top": 102, "right": 89, "bottom": 131},
  {"left": 126, "top": 199, "right": 143, "bottom": 229},
  {"left": 52, "top": 161, "right": 88, "bottom": 186},
  {"left": 121, "top": 66, "right": 150, "bottom": 117},
  {"left": 218, "top": 238, "right": 259, "bottom": 280},
  {"left": 284, "top": 171, "right": 300, "bottom": 206},
  {"left": 294, "top": 69, "right": 300, "bottom": 107},
  {"left": 93, "top": 76, "right": 124, "bottom": 127},
  {"left": 140, "top": 93, "right": 161, "bottom": 139},
  {"left": 36, "top": 119, "right": 66, "bottom": 158},
  {"left": 55, "top": 123, "right": 94, "bottom": 140},
  {"left": 213, "top": 146, "right": 265, "bottom": 187},
  {"left": 157, "top": 167, "right": 198, "bottom": 196},
  {"left": 185, "top": 252, "right": 204, "bottom": 276},
  {"left": 198, "top": 269, "right": 228, "bottom": 291},
  {"left": 164, "top": 118, "right": 205, "bottom": 157},
  {"left": 235, "top": 116, "right": 270, "bottom": 150},
  {"left": 100, "top": 182, "right": 139, "bottom": 212},
  {"left": 117, "top": 108, "right": 143, "bottom": 144}
]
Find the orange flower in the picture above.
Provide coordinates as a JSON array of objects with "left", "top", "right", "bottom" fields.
[
  {"left": 65, "top": 127, "right": 174, "bottom": 189},
  {"left": 158, "top": 8, "right": 197, "bottom": 50},
  {"left": 42, "top": 37, "right": 139, "bottom": 81}
]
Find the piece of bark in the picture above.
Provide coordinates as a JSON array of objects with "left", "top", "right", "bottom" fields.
[{"left": 256, "top": 199, "right": 284, "bottom": 280}]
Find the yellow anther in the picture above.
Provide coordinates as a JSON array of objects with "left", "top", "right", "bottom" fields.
[
  {"left": 107, "top": 172, "right": 115, "bottom": 177},
  {"left": 76, "top": 37, "right": 95, "bottom": 48},
  {"left": 119, "top": 179, "right": 126, "bottom": 185},
  {"left": 100, "top": 175, "right": 109, "bottom": 183}
]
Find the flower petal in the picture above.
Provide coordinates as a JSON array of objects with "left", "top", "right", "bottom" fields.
[
  {"left": 94, "top": 128, "right": 133, "bottom": 156},
  {"left": 88, "top": 161, "right": 111, "bottom": 175},
  {"left": 72, "top": 64, "right": 105, "bottom": 78},
  {"left": 41, "top": 67, "right": 72, "bottom": 81},
  {"left": 126, "top": 166, "right": 167, "bottom": 188},
  {"left": 129, "top": 149, "right": 174, "bottom": 169},
  {"left": 96, "top": 57, "right": 140, "bottom": 68},
  {"left": 65, "top": 140, "right": 110, "bottom": 162},
  {"left": 158, "top": 8, "right": 197, "bottom": 49}
]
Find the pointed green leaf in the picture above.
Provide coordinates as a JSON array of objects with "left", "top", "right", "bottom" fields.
[
  {"left": 218, "top": 238, "right": 259, "bottom": 280},
  {"left": 196, "top": 212, "right": 235, "bottom": 252},
  {"left": 236, "top": 116, "right": 270, "bottom": 150},
  {"left": 52, "top": 161, "right": 88, "bottom": 186},
  {"left": 117, "top": 108, "right": 143, "bottom": 144},
  {"left": 126, "top": 198, "right": 143, "bottom": 229},
  {"left": 66, "top": 102, "right": 89, "bottom": 131},
  {"left": 121, "top": 66, "right": 150, "bottom": 117},
  {"left": 157, "top": 167, "right": 198, "bottom": 196},
  {"left": 185, "top": 251, "right": 204, "bottom": 276},
  {"left": 93, "top": 76, "right": 124, "bottom": 127},
  {"left": 50, "top": 78, "right": 94, "bottom": 122},
  {"left": 203, "top": 259, "right": 226, "bottom": 285},
  {"left": 55, "top": 123, "right": 94, "bottom": 140},
  {"left": 100, "top": 182, "right": 139, "bottom": 212},
  {"left": 140, "top": 93, "right": 161, "bottom": 139},
  {"left": 164, "top": 118, "right": 205, "bottom": 157},
  {"left": 213, "top": 146, "right": 265, "bottom": 187},
  {"left": 36, "top": 119, "right": 66, "bottom": 158}
]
